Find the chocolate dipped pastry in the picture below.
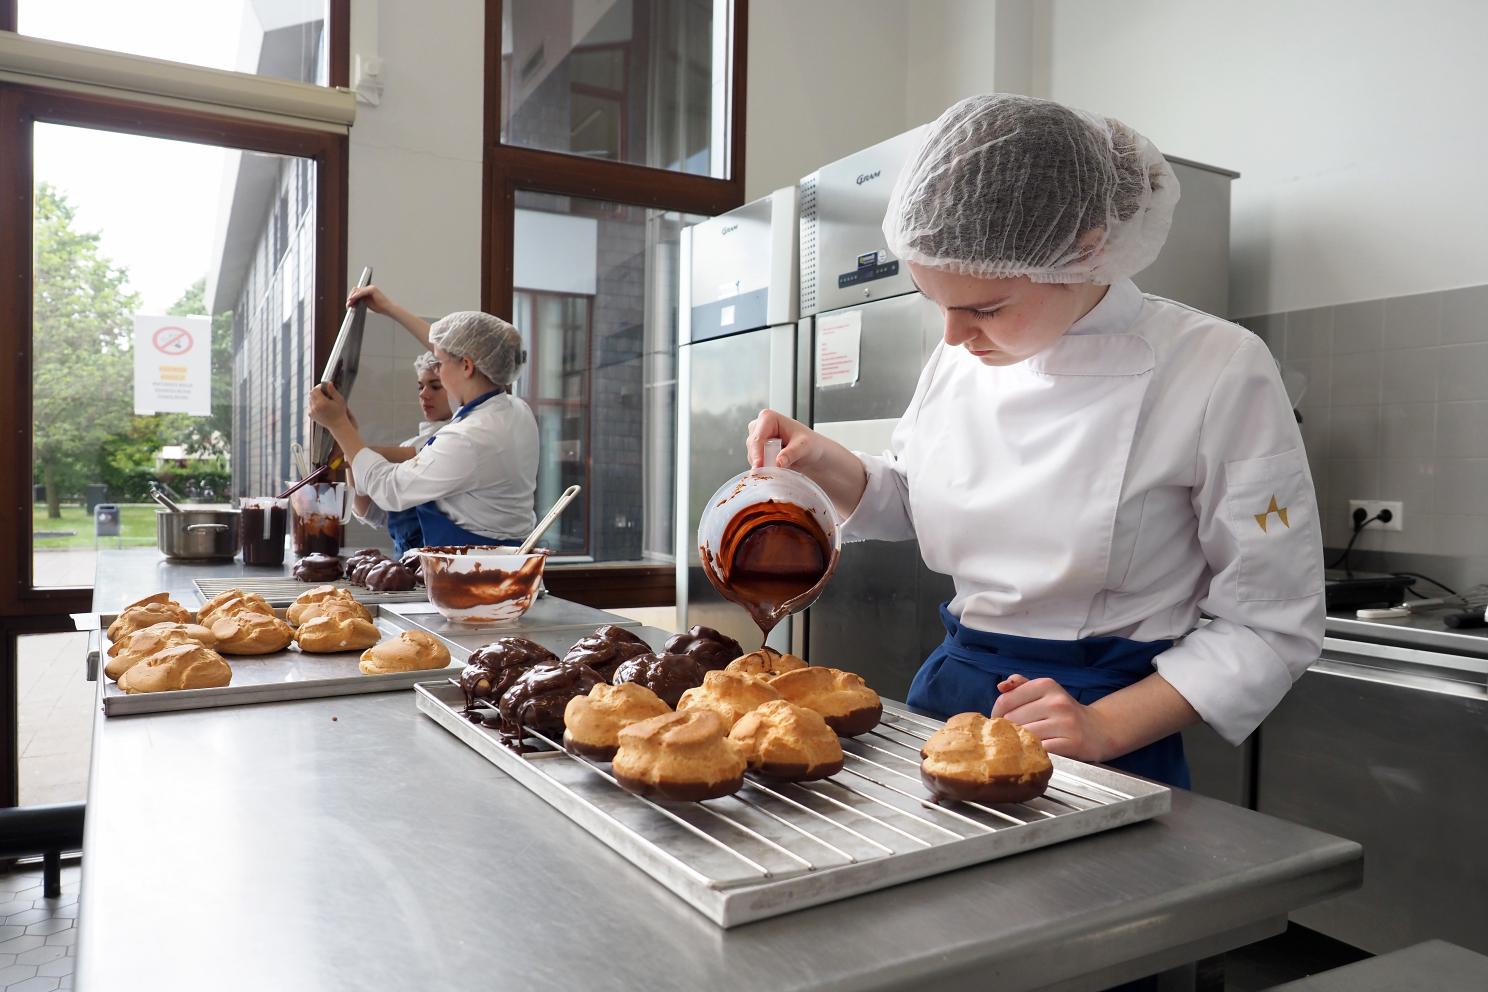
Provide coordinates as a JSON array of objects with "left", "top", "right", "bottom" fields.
[
  {"left": 725, "top": 646, "right": 808, "bottom": 679},
  {"left": 769, "top": 666, "right": 882, "bottom": 737},
  {"left": 611, "top": 652, "right": 706, "bottom": 709},
  {"left": 497, "top": 661, "right": 606, "bottom": 742},
  {"left": 459, "top": 637, "right": 559, "bottom": 713},
  {"left": 360, "top": 558, "right": 417, "bottom": 592},
  {"left": 612, "top": 710, "right": 746, "bottom": 802},
  {"left": 562, "top": 682, "right": 671, "bottom": 760},
  {"left": 663, "top": 625, "right": 744, "bottom": 672},
  {"left": 117, "top": 643, "right": 232, "bottom": 694},
  {"left": 286, "top": 585, "right": 370, "bottom": 626},
  {"left": 398, "top": 547, "right": 425, "bottom": 584},
  {"left": 920, "top": 713, "right": 1053, "bottom": 804},
  {"left": 342, "top": 548, "right": 387, "bottom": 580},
  {"left": 561, "top": 624, "right": 652, "bottom": 680},
  {"left": 293, "top": 553, "right": 343, "bottom": 583},
  {"left": 729, "top": 700, "right": 843, "bottom": 781},
  {"left": 676, "top": 670, "right": 782, "bottom": 729}
]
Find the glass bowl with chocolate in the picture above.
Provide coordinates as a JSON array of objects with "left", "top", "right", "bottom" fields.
[{"left": 419, "top": 545, "right": 547, "bottom": 624}]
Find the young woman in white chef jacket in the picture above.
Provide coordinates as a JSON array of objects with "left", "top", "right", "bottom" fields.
[
  {"left": 749, "top": 95, "right": 1324, "bottom": 787},
  {"left": 309, "top": 288, "right": 539, "bottom": 557}
]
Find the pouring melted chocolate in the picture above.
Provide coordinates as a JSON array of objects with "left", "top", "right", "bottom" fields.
[{"left": 701, "top": 499, "right": 835, "bottom": 640}]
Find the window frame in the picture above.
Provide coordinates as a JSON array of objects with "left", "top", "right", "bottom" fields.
[
  {"left": 0, "top": 86, "right": 348, "bottom": 617},
  {"left": 483, "top": 0, "right": 749, "bottom": 606}
]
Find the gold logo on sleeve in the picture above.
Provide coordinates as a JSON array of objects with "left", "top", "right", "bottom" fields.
[{"left": 1255, "top": 495, "right": 1290, "bottom": 533}]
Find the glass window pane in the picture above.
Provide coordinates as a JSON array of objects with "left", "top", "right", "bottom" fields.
[
  {"left": 18, "top": 0, "right": 331, "bottom": 86},
  {"left": 31, "top": 124, "right": 315, "bottom": 588},
  {"left": 502, "top": 0, "right": 730, "bottom": 177},
  {"left": 17, "top": 632, "right": 93, "bottom": 805},
  {"left": 512, "top": 190, "right": 704, "bottom": 562}
]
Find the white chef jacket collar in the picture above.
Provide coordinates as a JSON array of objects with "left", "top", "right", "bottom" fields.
[{"left": 1064, "top": 278, "right": 1143, "bottom": 338}]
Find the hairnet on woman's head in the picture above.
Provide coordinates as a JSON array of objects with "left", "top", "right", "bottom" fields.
[
  {"left": 883, "top": 94, "right": 1179, "bottom": 284},
  {"left": 428, "top": 311, "right": 526, "bottom": 383},
  {"left": 413, "top": 351, "right": 440, "bottom": 376}
]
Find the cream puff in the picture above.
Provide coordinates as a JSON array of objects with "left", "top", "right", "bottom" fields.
[{"left": 919, "top": 712, "right": 1053, "bottom": 804}]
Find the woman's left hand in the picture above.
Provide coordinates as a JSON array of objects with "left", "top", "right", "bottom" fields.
[
  {"left": 990, "top": 675, "right": 1118, "bottom": 762},
  {"left": 307, "top": 382, "right": 351, "bottom": 430}
]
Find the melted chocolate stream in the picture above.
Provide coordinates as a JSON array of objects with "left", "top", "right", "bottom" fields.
[{"left": 702, "top": 500, "right": 835, "bottom": 640}]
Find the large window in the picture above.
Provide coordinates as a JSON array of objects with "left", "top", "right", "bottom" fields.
[
  {"left": 487, "top": 0, "right": 746, "bottom": 589},
  {"left": 28, "top": 125, "right": 317, "bottom": 588},
  {"left": 501, "top": 0, "right": 727, "bottom": 176}
]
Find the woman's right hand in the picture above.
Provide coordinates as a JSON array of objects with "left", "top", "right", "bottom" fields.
[
  {"left": 347, "top": 284, "right": 393, "bottom": 314},
  {"left": 747, "top": 409, "right": 823, "bottom": 470}
]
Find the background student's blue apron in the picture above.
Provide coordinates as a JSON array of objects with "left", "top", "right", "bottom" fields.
[
  {"left": 388, "top": 388, "right": 524, "bottom": 557},
  {"left": 907, "top": 604, "right": 1190, "bottom": 788}
]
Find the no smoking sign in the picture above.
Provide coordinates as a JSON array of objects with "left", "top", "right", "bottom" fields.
[{"left": 152, "top": 325, "right": 194, "bottom": 356}]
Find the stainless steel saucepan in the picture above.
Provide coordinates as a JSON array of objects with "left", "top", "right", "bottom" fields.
[{"left": 155, "top": 507, "right": 241, "bottom": 560}]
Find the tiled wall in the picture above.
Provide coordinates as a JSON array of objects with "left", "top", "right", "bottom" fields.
[{"left": 1242, "top": 284, "right": 1488, "bottom": 584}]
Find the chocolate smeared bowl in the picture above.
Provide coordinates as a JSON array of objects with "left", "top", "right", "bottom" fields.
[{"left": 419, "top": 545, "right": 546, "bottom": 624}]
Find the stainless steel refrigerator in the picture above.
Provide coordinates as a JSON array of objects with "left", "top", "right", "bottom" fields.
[
  {"left": 674, "top": 187, "right": 806, "bottom": 653},
  {"left": 796, "top": 129, "right": 1242, "bottom": 796}
]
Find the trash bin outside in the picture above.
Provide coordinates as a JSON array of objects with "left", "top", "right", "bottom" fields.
[
  {"left": 84, "top": 483, "right": 109, "bottom": 513},
  {"left": 32, "top": 484, "right": 45, "bottom": 502},
  {"left": 94, "top": 503, "right": 121, "bottom": 538}
]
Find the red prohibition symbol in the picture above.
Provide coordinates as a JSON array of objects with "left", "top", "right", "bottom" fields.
[{"left": 152, "top": 325, "right": 193, "bottom": 356}]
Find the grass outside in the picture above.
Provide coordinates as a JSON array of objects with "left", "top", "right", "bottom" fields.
[{"left": 33, "top": 502, "right": 159, "bottom": 549}]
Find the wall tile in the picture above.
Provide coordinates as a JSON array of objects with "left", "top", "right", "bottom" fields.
[
  {"left": 1438, "top": 342, "right": 1488, "bottom": 401},
  {"left": 1332, "top": 299, "right": 1384, "bottom": 354},
  {"left": 1245, "top": 313, "right": 1284, "bottom": 352},
  {"left": 1380, "top": 346, "right": 1440, "bottom": 404},
  {"left": 1436, "top": 402, "right": 1488, "bottom": 458},
  {"left": 1331, "top": 351, "right": 1382, "bottom": 406},
  {"left": 1441, "top": 285, "right": 1488, "bottom": 345},
  {"left": 1298, "top": 404, "right": 1331, "bottom": 462},
  {"left": 1377, "top": 458, "right": 1436, "bottom": 514},
  {"left": 1435, "top": 458, "right": 1488, "bottom": 515},
  {"left": 1329, "top": 405, "right": 1379, "bottom": 459},
  {"left": 1432, "top": 514, "right": 1488, "bottom": 557},
  {"left": 1285, "top": 306, "right": 1333, "bottom": 359},
  {"left": 1383, "top": 290, "right": 1443, "bottom": 349},
  {"left": 1327, "top": 458, "right": 1380, "bottom": 501},
  {"left": 1284, "top": 354, "right": 1331, "bottom": 409},
  {"left": 1378, "top": 403, "right": 1436, "bottom": 459}
]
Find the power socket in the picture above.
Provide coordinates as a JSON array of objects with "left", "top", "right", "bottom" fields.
[{"left": 1349, "top": 499, "right": 1404, "bottom": 532}]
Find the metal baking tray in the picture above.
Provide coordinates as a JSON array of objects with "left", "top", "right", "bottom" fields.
[
  {"left": 415, "top": 681, "right": 1171, "bottom": 927},
  {"left": 92, "top": 606, "right": 456, "bottom": 716},
  {"left": 194, "top": 575, "right": 428, "bottom": 607},
  {"left": 387, "top": 598, "right": 641, "bottom": 653}
]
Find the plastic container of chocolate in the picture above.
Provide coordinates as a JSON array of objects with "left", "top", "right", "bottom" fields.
[{"left": 419, "top": 545, "right": 546, "bottom": 624}]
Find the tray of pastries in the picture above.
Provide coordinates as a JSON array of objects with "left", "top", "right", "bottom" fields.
[
  {"left": 414, "top": 627, "right": 1171, "bottom": 927},
  {"left": 192, "top": 547, "right": 431, "bottom": 608},
  {"left": 88, "top": 589, "right": 461, "bottom": 716}
]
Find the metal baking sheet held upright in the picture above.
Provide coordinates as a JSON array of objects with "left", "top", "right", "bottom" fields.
[{"left": 415, "top": 681, "right": 1171, "bottom": 927}]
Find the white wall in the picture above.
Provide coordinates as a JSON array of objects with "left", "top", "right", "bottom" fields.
[
  {"left": 743, "top": 0, "right": 911, "bottom": 201},
  {"left": 342, "top": 0, "right": 486, "bottom": 546},
  {"left": 1033, "top": 0, "right": 1488, "bottom": 317}
]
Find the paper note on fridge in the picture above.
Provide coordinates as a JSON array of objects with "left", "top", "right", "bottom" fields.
[{"left": 816, "top": 311, "right": 862, "bottom": 388}]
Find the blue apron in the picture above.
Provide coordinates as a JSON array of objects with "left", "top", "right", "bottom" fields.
[
  {"left": 391, "top": 388, "right": 525, "bottom": 556},
  {"left": 907, "top": 604, "right": 1190, "bottom": 789}
]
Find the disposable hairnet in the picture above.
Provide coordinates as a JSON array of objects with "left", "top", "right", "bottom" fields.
[
  {"left": 413, "top": 351, "right": 440, "bottom": 376},
  {"left": 428, "top": 311, "right": 526, "bottom": 383},
  {"left": 883, "top": 94, "right": 1179, "bottom": 284}
]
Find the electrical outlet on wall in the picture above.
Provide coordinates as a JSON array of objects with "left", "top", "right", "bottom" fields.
[{"left": 1348, "top": 499, "right": 1404, "bottom": 532}]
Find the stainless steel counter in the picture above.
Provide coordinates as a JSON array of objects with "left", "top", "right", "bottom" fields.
[{"left": 77, "top": 550, "right": 1363, "bottom": 991}]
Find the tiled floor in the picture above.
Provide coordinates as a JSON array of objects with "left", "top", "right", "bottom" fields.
[
  {"left": 17, "top": 633, "right": 93, "bottom": 807},
  {"left": 0, "top": 864, "right": 79, "bottom": 992}
]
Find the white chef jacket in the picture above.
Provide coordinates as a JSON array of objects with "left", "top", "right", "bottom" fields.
[
  {"left": 351, "top": 392, "right": 539, "bottom": 540},
  {"left": 844, "top": 278, "right": 1324, "bottom": 745},
  {"left": 353, "top": 418, "right": 451, "bottom": 530}
]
